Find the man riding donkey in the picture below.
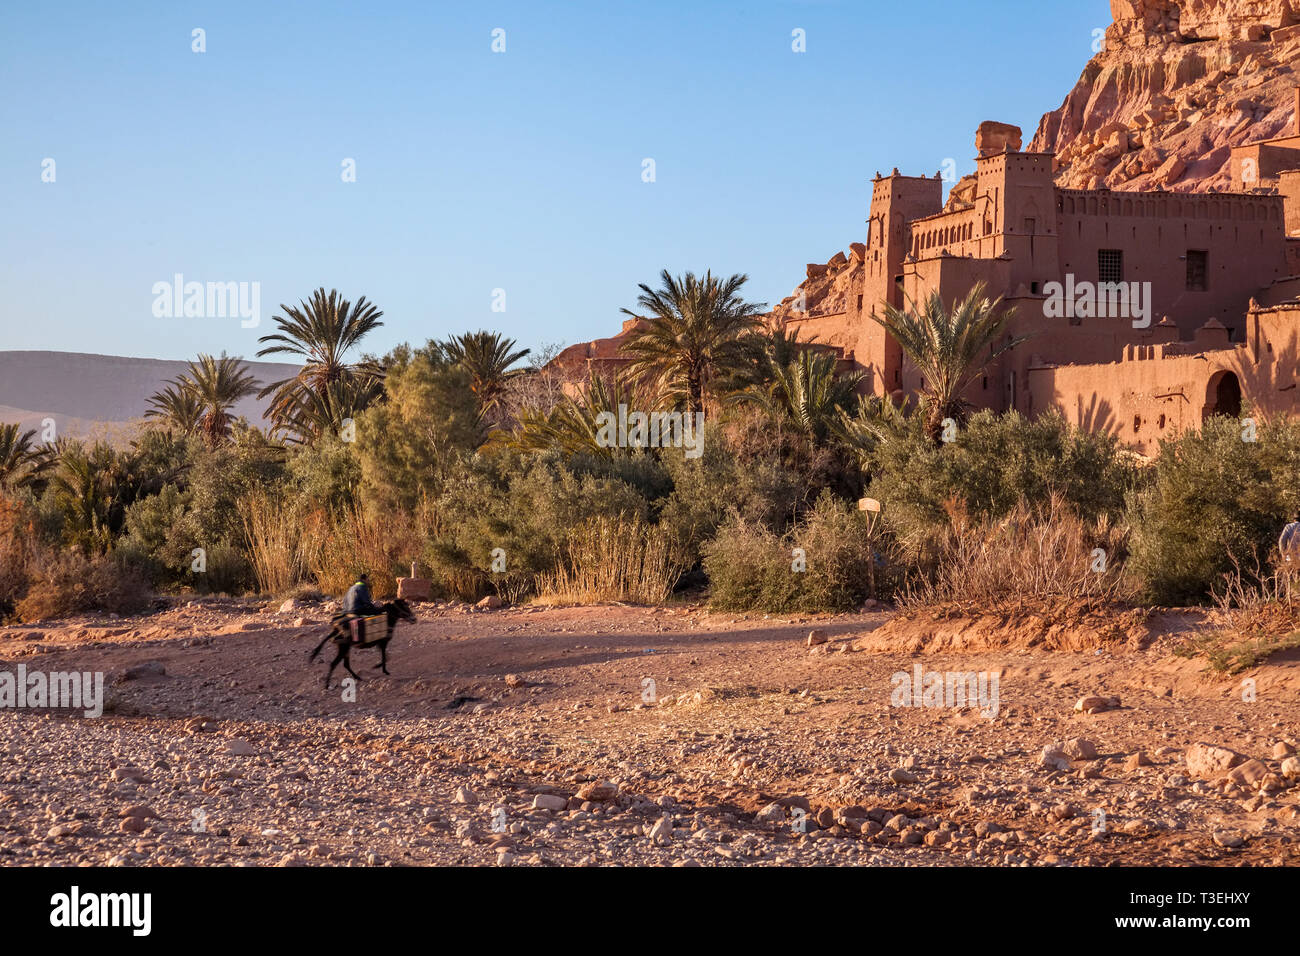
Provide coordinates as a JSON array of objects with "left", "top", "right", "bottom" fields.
[{"left": 342, "top": 573, "right": 385, "bottom": 643}]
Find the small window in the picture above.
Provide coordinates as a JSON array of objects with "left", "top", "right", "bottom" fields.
[
  {"left": 1133, "top": 414, "right": 1141, "bottom": 434},
  {"left": 857, "top": 294, "right": 864, "bottom": 310},
  {"left": 1158, "top": 414, "right": 1167, "bottom": 429},
  {"left": 1186, "top": 250, "right": 1208, "bottom": 291},
  {"left": 1099, "top": 249, "right": 1124, "bottom": 284},
  {"left": 982, "top": 375, "right": 988, "bottom": 390},
  {"left": 1030, "top": 281, "right": 1040, "bottom": 294},
  {"left": 1023, "top": 218, "right": 1036, "bottom": 235}
]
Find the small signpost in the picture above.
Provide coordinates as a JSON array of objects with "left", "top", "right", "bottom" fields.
[{"left": 859, "top": 498, "right": 881, "bottom": 598}]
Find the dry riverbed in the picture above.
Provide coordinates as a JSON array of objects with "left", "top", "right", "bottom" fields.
[{"left": 1, "top": 598, "right": 1298, "bottom": 867}]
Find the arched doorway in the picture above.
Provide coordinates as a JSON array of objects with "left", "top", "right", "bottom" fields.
[{"left": 1204, "top": 370, "right": 1242, "bottom": 421}]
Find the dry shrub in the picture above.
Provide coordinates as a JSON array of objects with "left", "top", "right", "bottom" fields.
[
  {"left": 1175, "top": 554, "right": 1300, "bottom": 674},
  {"left": 15, "top": 550, "right": 151, "bottom": 622},
  {"left": 0, "top": 496, "right": 36, "bottom": 618},
  {"left": 540, "top": 514, "right": 687, "bottom": 605},
  {"left": 899, "top": 494, "right": 1133, "bottom": 612},
  {"left": 241, "top": 493, "right": 305, "bottom": 596},
  {"left": 298, "top": 504, "right": 413, "bottom": 599}
]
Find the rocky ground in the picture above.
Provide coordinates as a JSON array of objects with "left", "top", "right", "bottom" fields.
[{"left": 1, "top": 597, "right": 1298, "bottom": 867}]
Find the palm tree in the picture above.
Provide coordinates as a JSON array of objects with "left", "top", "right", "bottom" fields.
[
  {"left": 619, "top": 270, "right": 765, "bottom": 414},
  {"left": 500, "top": 373, "right": 647, "bottom": 458},
  {"left": 256, "top": 288, "right": 385, "bottom": 440},
  {"left": 0, "top": 423, "right": 53, "bottom": 491},
  {"left": 441, "top": 330, "right": 531, "bottom": 421},
  {"left": 734, "top": 349, "right": 866, "bottom": 443},
  {"left": 872, "top": 283, "right": 1026, "bottom": 442},
  {"left": 720, "top": 324, "right": 818, "bottom": 397},
  {"left": 178, "top": 354, "right": 260, "bottom": 447},
  {"left": 144, "top": 382, "right": 203, "bottom": 437},
  {"left": 834, "top": 393, "right": 915, "bottom": 467},
  {"left": 273, "top": 375, "right": 383, "bottom": 445},
  {"left": 50, "top": 443, "right": 117, "bottom": 553}
]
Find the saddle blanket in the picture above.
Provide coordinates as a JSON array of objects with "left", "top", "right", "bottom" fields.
[{"left": 347, "top": 614, "right": 387, "bottom": 643}]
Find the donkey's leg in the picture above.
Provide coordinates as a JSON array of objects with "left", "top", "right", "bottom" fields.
[
  {"left": 342, "top": 648, "right": 362, "bottom": 683},
  {"left": 309, "top": 630, "right": 336, "bottom": 662},
  {"left": 375, "top": 639, "right": 390, "bottom": 674},
  {"left": 325, "top": 645, "right": 346, "bottom": 689}
]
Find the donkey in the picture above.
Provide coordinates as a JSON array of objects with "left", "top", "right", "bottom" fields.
[{"left": 309, "top": 599, "right": 417, "bottom": 689}]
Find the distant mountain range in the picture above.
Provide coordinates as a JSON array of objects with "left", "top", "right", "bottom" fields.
[{"left": 0, "top": 351, "right": 300, "bottom": 441}]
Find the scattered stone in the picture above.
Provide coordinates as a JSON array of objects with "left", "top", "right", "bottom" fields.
[
  {"left": 1125, "top": 751, "right": 1153, "bottom": 770},
  {"left": 1185, "top": 743, "right": 1248, "bottom": 778},
  {"left": 504, "top": 673, "right": 525, "bottom": 689},
  {"left": 576, "top": 780, "right": 618, "bottom": 802},
  {"left": 121, "top": 661, "right": 166, "bottom": 681},
  {"left": 806, "top": 630, "right": 828, "bottom": 647},
  {"left": 477, "top": 595, "right": 504, "bottom": 611},
  {"left": 532, "top": 794, "right": 568, "bottom": 812},
  {"left": 889, "top": 768, "right": 919, "bottom": 784},
  {"left": 1213, "top": 831, "right": 1245, "bottom": 849},
  {"left": 226, "top": 738, "right": 256, "bottom": 757},
  {"left": 1074, "top": 695, "right": 1119, "bottom": 714},
  {"left": 1062, "top": 738, "right": 1098, "bottom": 761},
  {"left": 1225, "top": 759, "right": 1270, "bottom": 788},
  {"left": 119, "top": 805, "right": 159, "bottom": 820}
]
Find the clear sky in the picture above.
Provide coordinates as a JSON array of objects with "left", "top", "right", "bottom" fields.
[{"left": 1, "top": 0, "right": 1113, "bottom": 362}]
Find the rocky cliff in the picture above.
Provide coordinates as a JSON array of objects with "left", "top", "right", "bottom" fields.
[{"left": 1031, "top": 0, "right": 1300, "bottom": 191}]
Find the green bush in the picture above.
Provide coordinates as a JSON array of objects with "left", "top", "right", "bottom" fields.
[
  {"left": 427, "top": 451, "right": 651, "bottom": 600},
  {"left": 357, "top": 345, "right": 484, "bottom": 513},
  {"left": 868, "top": 409, "right": 1139, "bottom": 554},
  {"left": 703, "top": 493, "right": 882, "bottom": 612},
  {"left": 1127, "top": 414, "right": 1300, "bottom": 604}
]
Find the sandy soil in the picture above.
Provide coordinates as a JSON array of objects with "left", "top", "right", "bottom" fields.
[{"left": 1, "top": 598, "right": 1297, "bottom": 867}]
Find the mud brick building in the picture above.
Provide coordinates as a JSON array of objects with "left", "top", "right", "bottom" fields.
[{"left": 558, "top": 114, "right": 1300, "bottom": 455}]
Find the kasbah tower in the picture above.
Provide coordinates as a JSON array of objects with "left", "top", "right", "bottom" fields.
[{"left": 554, "top": 0, "right": 1300, "bottom": 456}]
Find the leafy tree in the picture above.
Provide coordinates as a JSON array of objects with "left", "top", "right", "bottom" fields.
[
  {"left": 355, "top": 345, "right": 484, "bottom": 514},
  {"left": 501, "top": 373, "right": 650, "bottom": 459}
]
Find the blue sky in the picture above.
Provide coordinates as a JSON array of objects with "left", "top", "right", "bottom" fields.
[{"left": 1, "top": 0, "right": 1112, "bottom": 362}]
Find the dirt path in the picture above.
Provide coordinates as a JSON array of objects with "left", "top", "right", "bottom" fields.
[{"left": 1, "top": 600, "right": 1297, "bottom": 866}]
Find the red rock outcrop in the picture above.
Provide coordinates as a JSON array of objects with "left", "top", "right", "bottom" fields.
[{"left": 1031, "top": 0, "right": 1300, "bottom": 191}]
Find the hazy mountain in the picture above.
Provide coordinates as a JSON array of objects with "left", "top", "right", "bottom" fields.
[{"left": 0, "top": 351, "right": 301, "bottom": 441}]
